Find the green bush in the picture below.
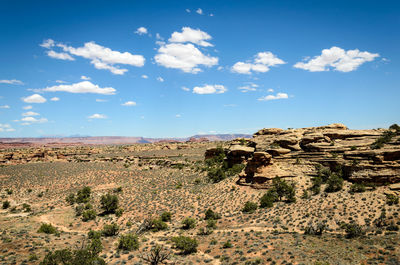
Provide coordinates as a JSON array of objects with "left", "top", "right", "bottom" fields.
[
  {"left": 386, "top": 193, "right": 399, "bottom": 205},
  {"left": 2, "top": 200, "right": 10, "bottom": 209},
  {"left": 222, "top": 240, "right": 233, "bottom": 248},
  {"left": 100, "top": 193, "right": 119, "bottom": 214},
  {"left": 82, "top": 209, "right": 97, "bottom": 222},
  {"left": 208, "top": 167, "right": 226, "bottom": 183},
  {"left": 206, "top": 219, "right": 217, "bottom": 229},
  {"left": 22, "top": 203, "right": 31, "bottom": 212},
  {"left": 102, "top": 223, "right": 119, "bottom": 237},
  {"left": 259, "top": 190, "right": 277, "bottom": 208},
  {"left": 76, "top": 186, "right": 91, "bottom": 203},
  {"left": 344, "top": 223, "right": 365, "bottom": 238},
  {"left": 171, "top": 236, "right": 198, "bottom": 254},
  {"left": 182, "top": 217, "right": 196, "bottom": 229},
  {"left": 204, "top": 208, "right": 221, "bottom": 220},
  {"left": 349, "top": 183, "right": 366, "bottom": 193},
  {"left": 161, "top": 211, "right": 172, "bottom": 222},
  {"left": 118, "top": 234, "right": 139, "bottom": 251},
  {"left": 304, "top": 222, "right": 326, "bottom": 235},
  {"left": 38, "top": 223, "right": 57, "bottom": 234},
  {"left": 88, "top": 230, "right": 102, "bottom": 240},
  {"left": 75, "top": 205, "right": 84, "bottom": 216},
  {"left": 325, "top": 174, "right": 343, "bottom": 193},
  {"left": 242, "top": 201, "right": 258, "bottom": 213},
  {"left": 151, "top": 218, "right": 168, "bottom": 232},
  {"left": 115, "top": 208, "right": 124, "bottom": 217},
  {"left": 65, "top": 193, "right": 75, "bottom": 205}
]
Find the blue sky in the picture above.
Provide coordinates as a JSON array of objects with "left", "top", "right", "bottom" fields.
[{"left": 0, "top": 0, "right": 399, "bottom": 138}]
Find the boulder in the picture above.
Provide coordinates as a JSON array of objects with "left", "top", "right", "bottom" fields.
[{"left": 254, "top": 128, "right": 283, "bottom": 136}]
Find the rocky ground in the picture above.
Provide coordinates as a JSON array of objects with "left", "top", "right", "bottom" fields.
[{"left": 0, "top": 124, "right": 399, "bottom": 265}]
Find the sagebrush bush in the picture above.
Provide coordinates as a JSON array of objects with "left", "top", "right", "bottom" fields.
[
  {"left": 118, "top": 234, "right": 139, "bottom": 251},
  {"left": 100, "top": 193, "right": 119, "bottom": 214},
  {"left": 38, "top": 223, "right": 57, "bottom": 234},
  {"left": 242, "top": 201, "right": 258, "bottom": 213},
  {"left": 182, "top": 217, "right": 196, "bottom": 229},
  {"left": 102, "top": 223, "right": 119, "bottom": 236},
  {"left": 171, "top": 236, "right": 198, "bottom": 254}
]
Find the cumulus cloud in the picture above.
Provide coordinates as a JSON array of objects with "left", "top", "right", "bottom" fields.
[
  {"left": 155, "top": 43, "right": 218, "bottom": 73},
  {"left": 157, "top": 77, "right": 164, "bottom": 82},
  {"left": 47, "top": 50, "right": 75, "bottom": 61},
  {"left": 23, "top": 105, "right": 32, "bottom": 110},
  {"left": 141, "top": 75, "right": 148, "bottom": 79},
  {"left": 135, "top": 27, "right": 148, "bottom": 35},
  {"left": 0, "top": 123, "right": 15, "bottom": 132},
  {"left": 0, "top": 105, "right": 10, "bottom": 109},
  {"left": 0, "top": 79, "right": 23, "bottom": 85},
  {"left": 181, "top": 86, "right": 190, "bottom": 91},
  {"left": 169, "top": 27, "right": 213, "bottom": 47},
  {"left": 88, "top": 114, "right": 107, "bottom": 119},
  {"left": 22, "top": 111, "right": 39, "bottom": 116},
  {"left": 34, "top": 81, "right": 116, "bottom": 95},
  {"left": 155, "top": 27, "right": 218, "bottom": 73},
  {"left": 238, "top": 83, "right": 258, "bottom": 92},
  {"left": 41, "top": 39, "right": 145, "bottom": 75},
  {"left": 50, "top": 97, "right": 60, "bottom": 101},
  {"left": 258, "top": 93, "right": 289, "bottom": 101},
  {"left": 232, "top": 52, "right": 285, "bottom": 74},
  {"left": 81, "top": 75, "right": 91, "bottom": 80},
  {"left": 193, "top": 84, "right": 227, "bottom": 94},
  {"left": 121, "top": 101, "right": 136, "bottom": 106},
  {"left": 40, "top": 39, "right": 55, "bottom": 49},
  {"left": 22, "top": 94, "right": 47, "bottom": 103},
  {"left": 196, "top": 8, "right": 203, "bottom": 14},
  {"left": 20, "top": 117, "right": 48, "bottom": 125},
  {"left": 294, "top": 46, "right": 379, "bottom": 72}
]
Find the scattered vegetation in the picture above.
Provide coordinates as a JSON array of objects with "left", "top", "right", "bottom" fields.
[{"left": 171, "top": 236, "right": 198, "bottom": 254}]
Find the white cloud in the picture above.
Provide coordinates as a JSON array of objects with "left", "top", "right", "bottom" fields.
[
  {"left": 96, "top": 99, "right": 107, "bottom": 102},
  {"left": 157, "top": 77, "right": 164, "bottom": 82},
  {"left": 47, "top": 50, "right": 75, "bottom": 61},
  {"left": 40, "top": 39, "right": 55, "bottom": 49},
  {"left": 0, "top": 105, "right": 10, "bottom": 109},
  {"left": 294, "top": 46, "right": 379, "bottom": 72},
  {"left": 267, "top": 88, "right": 274, "bottom": 92},
  {"left": 34, "top": 81, "right": 116, "bottom": 95},
  {"left": 135, "top": 27, "right": 148, "bottom": 35},
  {"left": 155, "top": 43, "right": 218, "bottom": 73},
  {"left": 0, "top": 123, "right": 15, "bottom": 132},
  {"left": 185, "top": 8, "right": 191, "bottom": 13},
  {"left": 182, "top": 86, "right": 190, "bottom": 91},
  {"left": 88, "top": 114, "right": 107, "bottom": 119},
  {"left": 81, "top": 75, "right": 91, "bottom": 80},
  {"left": 193, "top": 84, "right": 227, "bottom": 94},
  {"left": 22, "top": 94, "right": 47, "bottom": 103},
  {"left": 175, "top": 114, "right": 181, "bottom": 118},
  {"left": 50, "top": 97, "right": 60, "bottom": 101},
  {"left": 232, "top": 52, "right": 285, "bottom": 74},
  {"left": 258, "top": 92, "right": 289, "bottom": 101},
  {"left": 0, "top": 79, "right": 23, "bottom": 85},
  {"left": 121, "top": 101, "right": 136, "bottom": 106},
  {"left": 23, "top": 105, "right": 32, "bottom": 110},
  {"left": 20, "top": 117, "right": 48, "bottom": 124},
  {"left": 169, "top": 27, "right": 213, "bottom": 47},
  {"left": 56, "top": 80, "right": 67, "bottom": 83},
  {"left": 22, "top": 111, "right": 39, "bottom": 116},
  {"left": 238, "top": 83, "right": 258, "bottom": 92},
  {"left": 141, "top": 74, "right": 148, "bottom": 79},
  {"left": 196, "top": 8, "right": 203, "bottom": 14},
  {"left": 156, "top": 33, "right": 163, "bottom": 40},
  {"left": 42, "top": 39, "right": 145, "bottom": 75}
]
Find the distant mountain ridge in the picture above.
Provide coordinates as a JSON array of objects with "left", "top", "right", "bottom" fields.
[{"left": 0, "top": 134, "right": 251, "bottom": 146}]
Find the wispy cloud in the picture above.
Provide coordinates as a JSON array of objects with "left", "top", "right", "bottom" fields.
[{"left": 34, "top": 81, "right": 116, "bottom": 95}]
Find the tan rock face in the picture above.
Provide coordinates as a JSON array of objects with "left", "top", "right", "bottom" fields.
[{"left": 205, "top": 123, "right": 400, "bottom": 188}]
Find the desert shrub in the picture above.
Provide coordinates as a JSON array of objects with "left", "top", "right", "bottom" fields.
[
  {"left": 222, "top": 240, "right": 233, "bottom": 248},
  {"left": 206, "top": 219, "right": 217, "bottom": 229},
  {"left": 40, "top": 240, "right": 105, "bottom": 265},
  {"left": 115, "top": 208, "right": 124, "bottom": 217},
  {"left": 271, "top": 177, "right": 296, "bottom": 202},
  {"left": 259, "top": 190, "right": 277, "bottom": 208},
  {"left": 114, "top": 186, "right": 123, "bottom": 193},
  {"left": 161, "top": 211, "right": 172, "bottom": 222},
  {"left": 198, "top": 227, "right": 213, "bottom": 236},
  {"left": 344, "top": 223, "right": 365, "bottom": 238},
  {"left": 204, "top": 208, "right": 221, "bottom": 220},
  {"left": 140, "top": 244, "right": 171, "bottom": 265},
  {"left": 371, "top": 129, "right": 398, "bottom": 149},
  {"left": 76, "top": 186, "right": 91, "bottom": 203},
  {"left": 151, "top": 218, "right": 168, "bottom": 232},
  {"left": 118, "top": 234, "right": 139, "bottom": 251},
  {"left": 75, "top": 205, "right": 84, "bottom": 216},
  {"left": 386, "top": 193, "right": 399, "bottom": 205},
  {"left": 2, "top": 200, "right": 10, "bottom": 209},
  {"left": 100, "top": 193, "right": 119, "bottom": 214},
  {"left": 182, "top": 217, "right": 196, "bottom": 229},
  {"left": 325, "top": 174, "right": 343, "bottom": 192},
  {"left": 245, "top": 258, "right": 263, "bottom": 265},
  {"left": 226, "top": 163, "right": 245, "bottom": 176},
  {"left": 171, "top": 236, "right": 198, "bottom": 254},
  {"left": 310, "top": 177, "right": 322, "bottom": 195},
  {"left": 82, "top": 209, "right": 97, "bottom": 222},
  {"left": 208, "top": 167, "right": 226, "bottom": 183},
  {"left": 301, "top": 189, "right": 310, "bottom": 199},
  {"left": 22, "top": 203, "right": 31, "bottom": 212},
  {"left": 304, "top": 222, "right": 326, "bottom": 235},
  {"left": 6, "top": 188, "right": 13, "bottom": 195},
  {"left": 102, "top": 223, "right": 119, "bottom": 237},
  {"left": 88, "top": 230, "right": 102, "bottom": 240},
  {"left": 65, "top": 193, "right": 75, "bottom": 205},
  {"left": 38, "top": 223, "right": 57, "bottom": 234},
  {"left": 349, "top": 183, "right": 366, "bottom": 193},
  {"left": 242, "top": 201, "right": 258, "bottom": 213}
]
